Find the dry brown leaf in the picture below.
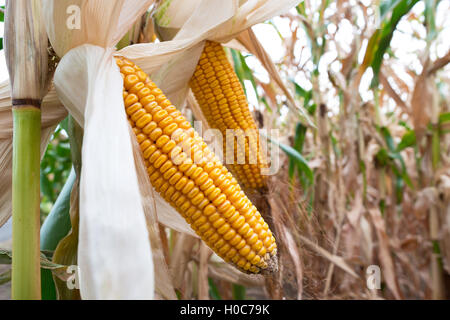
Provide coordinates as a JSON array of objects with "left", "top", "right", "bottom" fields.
[
  {"left": 169, "top": 233, "right": 197, "bottom": 289},
  {"left": 131, "top": 128, "right": 177, "bottom": 300},
  {"left": 198, "top": 243, "right": 212, "bottom": 300},
  {"left": 282, "top": 225, "right": 304, "bottom": 299},
  {"left": 379, "top": 71, "right": 409, "bottom": 114},
  {"left": 368, "top": 208, "right": 403, "bottom": 299},
  {"left": 298, "top": 235, "right": 359, "bottom": 279},
  {"left": 411, "top": 59, "right": 434, "bottom": 134}
]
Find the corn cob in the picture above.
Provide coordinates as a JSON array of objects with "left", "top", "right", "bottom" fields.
[
  {"left": 116, "top": 56, "right": 277, "bottom": 274},
  {"left": 189, "top": 41, "right": 268, "bottom": 190}
]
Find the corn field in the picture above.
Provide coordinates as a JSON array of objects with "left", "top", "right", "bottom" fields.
[{"left": 0, "top": 0, "right": 449, "bottom": 301}]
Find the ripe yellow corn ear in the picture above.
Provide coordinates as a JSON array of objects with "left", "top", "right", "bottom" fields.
[
  {"left": 116, "top": 56, "right": 277, "bottom": 274},
  {"left": 189, "top": 41, "right": 268, "bottom": 190}
]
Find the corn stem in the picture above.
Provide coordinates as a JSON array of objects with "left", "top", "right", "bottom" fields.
[{"left": 12, "top": 107, "right": 41, "bottom": 300}]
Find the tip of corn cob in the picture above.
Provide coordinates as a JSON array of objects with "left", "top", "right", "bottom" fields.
[{"left": 116, "top": 56, "right": 277, "bottom": 274}]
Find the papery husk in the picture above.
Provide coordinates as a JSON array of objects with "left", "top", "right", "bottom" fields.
[
  {"left": 131, "top": 125, "right": 186, "bottom": 300},
  {"left": 369, "top": 208, "right": 403, "bottom": 299},
  {"left": 52, "top": 175, "right": 81, "bottom": 300},
  {"left": 43, "top": 0, "right": 156, "bottom": 299},
  {"left": 119, "top": 0, "right": 303, "bottom": 110},
  {"left": 169, "top": 233, "right": 198, "bottom": 289},
  {"left": 42, "top": 0, "right": 154, "bottom": 58},
  {"left": 53, "top": 44, "right": 154, "bottom": 299}
]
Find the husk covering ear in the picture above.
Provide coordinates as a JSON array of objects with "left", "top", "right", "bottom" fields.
[
  {"left": 44, "top": 0, "right": 156, "bottom": 299},
  {"left": 54, "top": 44, "right": 155, "bottom": 299}
]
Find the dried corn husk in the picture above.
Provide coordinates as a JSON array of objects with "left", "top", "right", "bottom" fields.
[
  {"left": 119, "top": 0, "right": 302, "bottom": 108},
  {"left": 43, "top": 0, "right": 156, "bottom": 300}
]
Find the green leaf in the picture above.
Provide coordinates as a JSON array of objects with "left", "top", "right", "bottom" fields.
[
  {"left": 266, "top": 20, "right": 284, "bottom": 40},
  {"left": 230, "top": 49, "right": 259, "bottom": 101},
  {"left": 363, "top": 0, "right": 420, "bottom": 85},
  {"left": 379, "top": 0, "right": 403, "bottom": 20},
  {"left": 360, "top": 29, "right": 381, "bottom": 73},
  {"left": 59, "top": 116, "right": 70, "bottom": 133},
  {"left": 40, "top": 168, "right": 76, "bottom": 300},
  {"left": 0, "top": 269, "right": 11, "bottom": 285},
  {"left": 232, "top": 284, "right": 246, "bottom": 300},
  {"left": 439, "top": 112, "right": 450, "bottom": 124},
  {"left": 239, "top": 53, "right": 259, "bottom": 101},
  {"left": 395, "top": 175, "right": 404, "bottom": 203},
  {"left": 265, "top": 133, "right": 314, "bottom": 185},
  {"left": 424, "top": 0, "right": 437, "bottom": 40},
  {"left": 396, "top": 130, "right": 416, "bottom": 151},
  {"left": 290, "top": 79, "right": 315, "bottom": 114},
  {"left": 296, "top": 2, "right": 306, "bottom": 17},
  {"left": 376, "top": 148, "right": 389, "bottom": 166},
  {"left": 289, "top": 123, "right": 310, "bottom": 187},
  {"left": 230, "top": 49, "right": 246, "bottom": 92},
  {"left": 208, "top": 278, "right": 222, "bottom": 300},
  {"left": 293, "top": 123, "right": 307, "bottom": 154},
  {"left": 0, "top": 248, "right": 65, "bottom": 269},
  {"left": 40, "top": 169, "right": 76, "bottom": 251},
  {"left": 380, "top": 126, "right": 396, "bottom": 152}
]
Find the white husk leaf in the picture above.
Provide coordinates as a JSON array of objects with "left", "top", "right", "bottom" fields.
[
  {"left": 44, "top": 0, "right": 156, "bottom": 299},
  {"left": 54, "top": 44, "right": 154, "bottom": 299},
  {"left": 42, "top": 0, "right": 153, "bottom": 57},
  {"left": 119, "top": 0, "right": 302, "bottom": 113},
  {"left": 131, "top": 129, "right": 177, "bottom": 300}
]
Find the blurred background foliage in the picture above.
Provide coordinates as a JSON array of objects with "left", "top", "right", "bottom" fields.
[{"left": 39, "top": 118, "right": 72, "bottom": 222}]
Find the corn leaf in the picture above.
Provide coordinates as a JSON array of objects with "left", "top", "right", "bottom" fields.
[
  {"left": 0, "top": 269, "right": 10, "bottom": 285},
  {"left": 208, "top": 278, "right": 222, "bottom": 300},
  {"left": 0, "top": 248, "right": 64, "bottom": 269},
  {"left": 40, "top": 169, "right": 75, "bottom": 250},
  {"left": 40, "top": 168, "right": 76, "bottom": 300},
  {"left": 439, "top": 112, "right": 450, "bottom": 124},
  {"left": 266, "top": 134, "right": 313, "bottom": 185},
  {"left": 396, "top": 130, "right": 416, "bottom": 151},
  {"left": 424, "top": 0, "right": 437, "bottom": 40},
  {"left": 232, "top": 284, "right": 246, "bottom": 300},
  {"left": 291, "top": 79, "right": 315, "bottom": 114},
  {"left": 363, "top": 0, "right": 420, "bottom": 85}
]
